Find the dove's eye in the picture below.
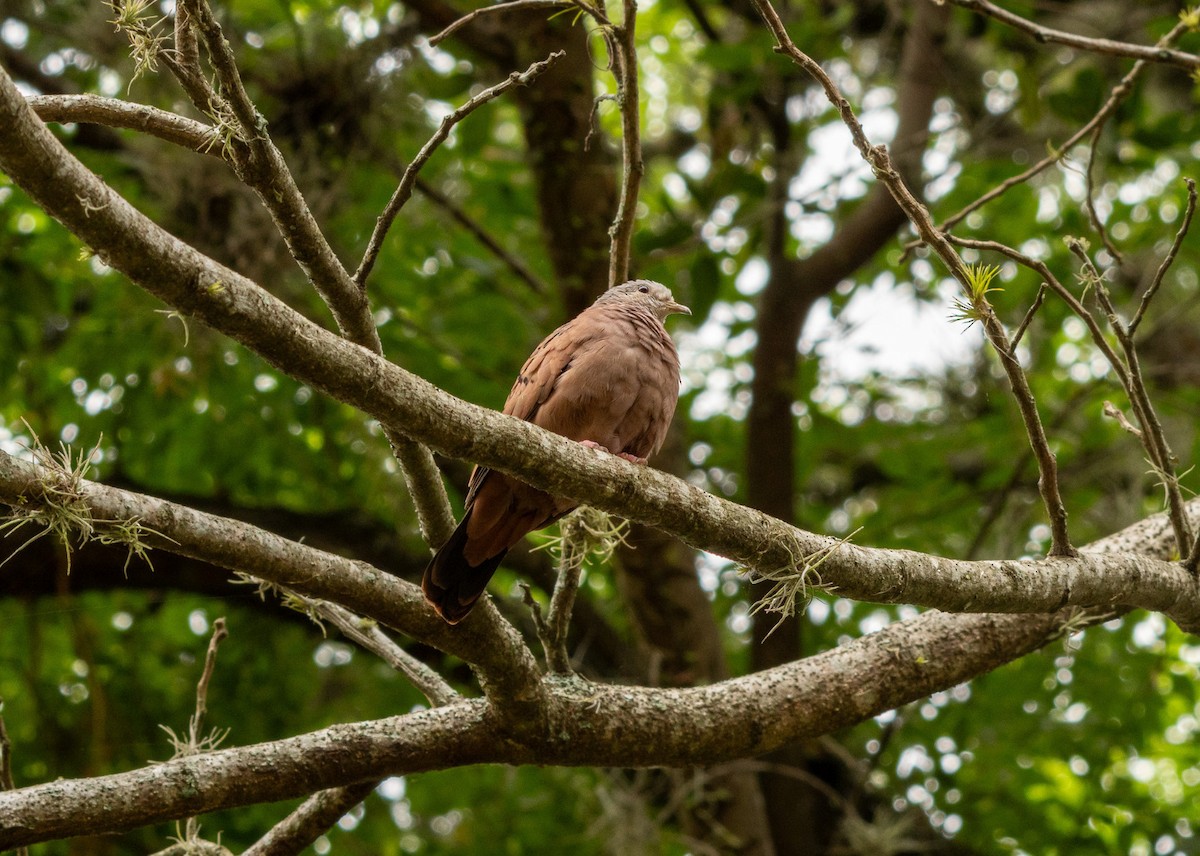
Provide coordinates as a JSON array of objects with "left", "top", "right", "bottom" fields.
[{"left": 638, "top": 285, "right": 649, "bottom": 293}]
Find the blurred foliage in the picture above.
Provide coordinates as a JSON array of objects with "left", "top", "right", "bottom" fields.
[{"left": 1, "top": 0, "right": 1200, "bottom": 853}]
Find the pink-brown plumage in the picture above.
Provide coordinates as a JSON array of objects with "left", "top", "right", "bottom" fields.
[{"left": 423, "top": 280, "right": 689, "bottom": 623}]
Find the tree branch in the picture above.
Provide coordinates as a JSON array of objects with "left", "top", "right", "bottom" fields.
[
  {"left": 429, "top": 0, "right": 571, "bottom": 47},
  {"left": 2, "top": 67, "right": 1199, "bottom": 627},
  {"left": 0, "top": 450, "right": 545, "bottom": 716},
  {"left": 943, "top": 0, "right": 1200, "bottom": 70},
  {"left": 2, "top": 442, "right": 1199, "bottom": 636},
  {"left": 922, "top": 17, "right": 1191, "bottom": 241},
  {"left": 0, "top": 605, "right": 1072, "bottom": 849},
  {"left": 243, "top": 781, "right": 377, "bottom": 856},
  {"left": 606, "top": 0, "right": 643, "bottom": 287},
  {"left": 1130, "top": 178, "right": 1198, "bottom": 334},
  {"left": 541, "top": 511, "right": 588, "bottom": 673},
  {"left": 27, "top": 94, "right": 226, "bottom": 152},
  {"left": 315, "top": 602, "right": 459, "bottom": 707},
  {"left": 752, "top": 0, "right": 1077, "bottom": 557},
  {"left": 353, "top": 51, "right": 565, "bottom": 289},
  {"left": 169, "top": 0, "right": 456, "bottom": 549}
]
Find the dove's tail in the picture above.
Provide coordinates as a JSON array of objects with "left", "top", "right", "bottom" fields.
[{"left": 422, "top": 508, "right": 508, "bottom": 624}]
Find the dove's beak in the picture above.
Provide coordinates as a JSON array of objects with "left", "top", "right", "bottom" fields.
[{"left": 669, "top": 301, "right": 692, "bottom": 317}]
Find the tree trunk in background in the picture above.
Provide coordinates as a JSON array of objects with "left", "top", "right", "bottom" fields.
[{"left": 745, "top": 3, "right": 949, "bottom": 851}]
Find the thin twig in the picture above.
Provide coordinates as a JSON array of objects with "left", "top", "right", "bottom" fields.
[
  {"left": 168, "top": 0, "right": 456, "bottom": 545},
  {"left": 1130, "top": 178, "right": 1198, "bottom": 334},
  {"left": 244, "top": 600, "right": 457, "bottom": 855},
  {"left": 1103, "top": 401, "right": 1142, "bottom": 439},
  {"left": 965, "top": 388, "right": 1089, "bottom": 559},
  {"left": 607, "top": 0, "right": 643, "bottom": 287},
  {"left": 543, "top": 514, "right": 587, "bottom": 673},
  {"left": 429, "top": 0, "right": 571, "bottom": 46},
  {"left": 1009, "top": 283, "right": 1046, "bottom": 350},
  {"left": 1064, "top": 237, "right": 1191, "bottom": 554},
  {"left": 924, "top": 19, "right": 1191, "bottom": 242},
  {"left": 1083, "top": 124, "right": 1122, "bottom": 261},
  {"left": 185, "top": 618, "right": 228, "bottom": 842},
  {"left": 353, "top": 52, "right": 565, "bottom": 289},
  {"left": 943, "top": 0, "right": 1200, "bottom": 70},
  {"left": 415, "top": 178, "right": 550, "bottom": 294},
  {"left": 956, "top": 232, "right": 1192, "bottom": 559},
  {"left": 948, "top": 237, "right": 1132, "bottom": 390},
  {"left": 753, "top": 0, "right": 1076, "bottom": 557},
  {"left": 317, "top": 602, "right": 458, "bottom": 706},
  {"left": 191, "top": 618, "right": 228, "bottom": 742}
]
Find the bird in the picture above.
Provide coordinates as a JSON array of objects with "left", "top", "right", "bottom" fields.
[{"left": 422, "top": 280, "right": 691, "bottom": 624}]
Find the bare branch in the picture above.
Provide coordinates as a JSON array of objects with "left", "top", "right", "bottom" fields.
[
  {"left": 27, "top": 94, "right": 227, "bottom": 152},
  {"left": 191, "top": 618, "right": 228, "bottom": 746},
  {"left": 752, "top": 0, "right": 1076, "bottom": 557},
  {"left": 1066, "top": 237, "right": 1193, "bottom": 556},
  {"left": 0, "top": 605, "right": 1081, "bottom": 849},
  {"left": 353, "top": 52, "right": 565, "bottom": 289},
  {"left": 183, "top": 618, "right": 228, "bottom": 842},
  {"left": 606, "top": 0, "right": 643, "bottom": 287},
  {"left": 542, "top": 512, "right": 588, "bottom": 673},
  {"left": 928, "top": 18, "right": 1191, "bottom": 238},
  {"left": 415, "top": 178, "right": 550, "bottom": 294},
  {"left": 1083, "top": 124, "right": 1122, "bottom": 261},
  {"left": 3, "top": 439, "right": 1200, "bottom": 637},
  {"left": 316, "top": 602, "right": 458, "bottom": 707},
  {"left": 244, "top": 782, "right": 377, "bottom": 856},
  {"left": 954, "top": 232, "right": 1194, "bottom": 559},
  {"left": 1103, "top": 401, "right": 1143, "bottom": 439},
  {"left": 943, "top": 0, "right": 1200, "bottom": 70},
  {"left": 4, "top": 64, "right": 1200, "bottom": 627},
  {"left": 1009, "top": 283, "right": 1046, "bottom": 351},
  {"left": 429, "top": 0, "right": 571, "bottom": 46},
  {"left": 1130, "top": 178, "right": 1198, "bottom": 334}
]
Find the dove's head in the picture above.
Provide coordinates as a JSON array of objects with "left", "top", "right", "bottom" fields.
[{"left": 599, "top": 280, "right": 691, "bottom": 322}]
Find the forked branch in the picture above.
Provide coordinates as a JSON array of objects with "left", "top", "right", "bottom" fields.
[{"left": 751, "top": 0, "right": 1076, "bottom": 557}]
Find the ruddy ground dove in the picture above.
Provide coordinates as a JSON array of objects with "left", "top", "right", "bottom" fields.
[{"left": 422, "top": 280, "right": 691, "bottom": 623}]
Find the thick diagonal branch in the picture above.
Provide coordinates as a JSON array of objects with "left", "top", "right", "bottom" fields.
[
  {"left": 2, "top": 65, "right": 1200, "bottom": 627},
  {"left": 0, "top": 605, "right": 1072, "bottom": 850}
]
